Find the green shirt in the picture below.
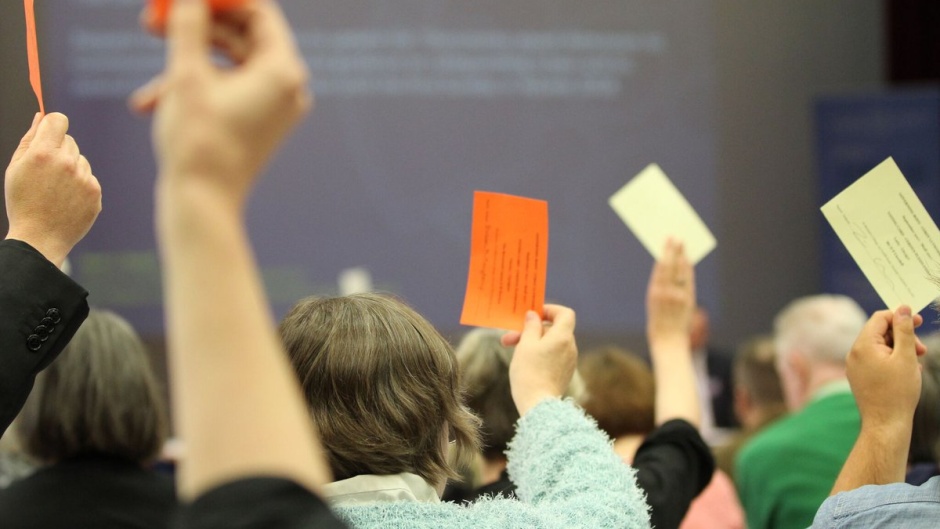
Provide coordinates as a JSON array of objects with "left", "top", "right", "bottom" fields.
[{"left": 735, "top": 382, "right": 859, "bottom": 529}]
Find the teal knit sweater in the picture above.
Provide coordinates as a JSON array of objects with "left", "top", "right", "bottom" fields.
[{"left": 332, "top": 398, "right": 652, "bottom": 529}]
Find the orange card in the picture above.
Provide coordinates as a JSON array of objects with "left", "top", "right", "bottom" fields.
[
  {"left": 23, "top": 0, "right": 44, "bottom": 115},
  {"left": 460, "top": 191, "right": 549, "bottom": 330},
  {"left": 147, "top": 0, "right": 249, "bottom": 32}
]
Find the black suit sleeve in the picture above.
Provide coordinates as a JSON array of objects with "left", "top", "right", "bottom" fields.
[
  {"left": 0, "top": 239, "right": 89, "bottom": 436},
  {"left": 173, "top": 478, "right": 348, "bottom": 529},
  {"left": 633, "top": 419, "right": 715, "bottom": 529}
]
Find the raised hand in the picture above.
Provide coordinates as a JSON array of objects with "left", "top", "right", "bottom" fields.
[
  {"left": 5, "top": 113, "right": 102, "bottom": 267},
  {"left": 508, "top": 305, "right": 579, "bottom": 416}
]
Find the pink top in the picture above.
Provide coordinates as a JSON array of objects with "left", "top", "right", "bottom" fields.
[{"left": 679, "top": 469, "right": 745, "bottom": 529}]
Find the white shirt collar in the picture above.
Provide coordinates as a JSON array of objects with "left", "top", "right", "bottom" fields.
[{"left": 322, "top": 472, "right": 441, "bottom": 507}]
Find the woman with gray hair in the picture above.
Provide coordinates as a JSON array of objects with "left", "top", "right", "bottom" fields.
[
  {"left": 0, "top": 309, "right": 175, "bottom": 528},
  {"left": 279, "top": 292, "right": 651, "bottom": 528}
]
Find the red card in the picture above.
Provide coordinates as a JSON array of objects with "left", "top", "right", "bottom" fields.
[
  {"left": 147, "top": 0, "right": 249, "bottom": 32},
  {"left": 460, "top": 191, "right": 549, "bottom": 330},
  {"left": 24, "top": 0, "right": 44, "bottom": 115}
]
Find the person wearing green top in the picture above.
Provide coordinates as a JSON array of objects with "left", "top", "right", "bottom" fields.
[{"left": 734, "top": 295, "right": 866, "bottom": 529}]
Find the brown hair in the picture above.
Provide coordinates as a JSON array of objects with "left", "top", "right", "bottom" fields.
[
  {"left": 579, "top": 346, "right": 655, "bottom": 438},
  {"left": 17, "top": 309, "right": 168, "bottom": 463},
  {"left": 733, "top": 335, "right": 785, "bottom": 407},
  {"left": 279, "top": 293, "right": 480, "bottom": 486},
  {"left": 456, "top": 328, "right": 584, "bottom": 460}
]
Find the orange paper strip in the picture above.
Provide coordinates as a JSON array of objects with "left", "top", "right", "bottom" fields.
[
  {"left": 148, "top": 0, "right": 250, "bottom": 32},
  {"left": 24, "top": 0, "right": 44, "bottom": 115},
  {"left": 460, "top": 191, "right": 549, "bottom": 330}
]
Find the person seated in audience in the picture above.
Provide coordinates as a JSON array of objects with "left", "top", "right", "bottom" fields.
[
  {"left": 448, "top": 241, "right": 713, "bottom": 529},
  {"left": 735, "top": 295, "right": 867, "bottom": 529},
  {"left": 0, "top": 309, "right": 175, "bottom": 527},
  {"left": 905, "top": 332, "right": 940, "bottom": 486},
  {"left": 689, "top": 306, "right": 738, "bottom": 441},
  {"left": 1, "top": 112, "right": 101, "bottom": 437},
  {"left": 278, "top": 292, "right": 651, "bottom": 528},
  {"left": 713, "top": 335, "right": 788, "bottom": 479},
  {"left": 810, "top": 306, "right": 933, "bottom": 528},
  {"left": 580, "top": 345, "right": 744, "bottom": 529},
  {"left": 445, "top": 327, "right": 585, "bottom": 502},
  {"left": 133, "top": 1, "right": 347, "bottom": 527}
]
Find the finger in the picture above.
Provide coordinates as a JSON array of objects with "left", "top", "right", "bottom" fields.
[
  {"left": 541, "top": 304, "right": 576, "bottom": 334},
  {"left": 34, "top": 113, "right": 70, "bottom": 149},
  {"left": 10, "top": 113, "right": 42, "bottom": 162},
  {"left": 891, "top": 306, "right": 917, "bottom": 358},
  {"left": 61, "top": 135, "right": 80, "bottom": 162},
  {"left": 516, "top": 310, "right": 545, "bottom": 343},
  {"left": 916, "top": 336, "right": 927, "bottom": 357},
  {"left": 501, "top": 331, "right": 522, "bottom": 347},
  {"left": 245, "top": 1, "right": 298, "bottom": 58},
  {"left": 129, "top": 75, "right": 164, "bottom": 115},
  {"left": 78, "top": 155, "right": 92, "bottom": 176},
  {"left": 914, "top": 314, "right": 924, "bottom": 328},
  {"left": 166, "top": 0, "right": 212, "bottom": 74}
]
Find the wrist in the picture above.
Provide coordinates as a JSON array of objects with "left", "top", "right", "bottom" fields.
[
  {"left": 4, "top": 231, "right": 68, "bottom": 268},
  {"left": 513, "top": 390, "right": 559, "bottom": 417},
  {"left": 648, "top": 334, "right": 691, "bottom": 355}
]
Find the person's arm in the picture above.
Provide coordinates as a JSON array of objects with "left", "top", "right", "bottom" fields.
[
  {"left": 499, "top": 305, "right": 651, "bottom": 528},
  {"left": 646, "top": 239, "right": 700, "bottom": 428},
  {"left": 829, "top": 306, "right": 924, "bottom": 495},
  {"left": 133, "top": 0, "right": 330, "bottom": 500},
  {"left": 0, "top": 112, "right": 101, "bottom": 436}
]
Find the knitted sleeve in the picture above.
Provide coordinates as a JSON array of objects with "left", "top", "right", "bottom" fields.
[{"left": 506, "top": 398, "right": 651, "bottom": 529}]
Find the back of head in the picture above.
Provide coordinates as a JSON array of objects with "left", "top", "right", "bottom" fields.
[
  {"left": 773, "top": 294, "right": 867, "bottom": 367},
  {"left": 911, "top": 332, "right": 940, "bottom": 465},
  {"left": 455, "top": 329, "right": 515, "bottom": 461},
  {"left": 733, "top": 335, "right": 785, "bottom": 408},
  {"left": 456, "top": 328, "right": 586, "bottom": 461},
  {"left": 579, "top": 346, "right": 655, "bottom": 438},
  {"left": 17, "top": 309, "right": 168, "bottom": 464},
  {"left": 279, "top": 294, "right": 480, "bottom": 486}
]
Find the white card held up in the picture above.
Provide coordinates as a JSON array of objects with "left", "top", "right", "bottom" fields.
[
  {"left": 821, "top": 157, "right": 940, "bottom": 312},
  {"left": 609, "top": 163, "right": 716, "bottom": 264}
]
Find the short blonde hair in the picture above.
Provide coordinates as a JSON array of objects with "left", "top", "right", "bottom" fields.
[
  {"left": 279, "top": 294, "right": 481, "bottom": 486},
  {"left": 17, "top": 309, "right": 168, "bottom": 463}
]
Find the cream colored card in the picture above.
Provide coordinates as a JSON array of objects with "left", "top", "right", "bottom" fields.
[
  {"left": 609, "top": 163, "right": 716, "bottom": 264},
  {"left": 821, "top": 157, "right": 940, "bottom": 312}
]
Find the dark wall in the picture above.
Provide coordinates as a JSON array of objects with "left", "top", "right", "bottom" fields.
[
  {"left": 0, "top": 2, "right": 885, "bottom": 356},
  {"left": 887, "top": 0, "right": 940, "bottom": 83}
]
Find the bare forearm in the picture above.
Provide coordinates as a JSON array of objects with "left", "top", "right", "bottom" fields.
[
  {"left": 157, "top": 177, "right": 330, "bottom": 499},
  {"left": 830, "top": 420, "right": 911, "bottom": 495},
  {"left": 650, "top": 336, "right": 701, "bottom": 428}
]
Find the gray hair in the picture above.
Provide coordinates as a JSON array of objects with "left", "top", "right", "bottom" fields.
[
  {"left": 773, "top": 294, "right": 867, "bottom": 365},
  {"left": 17, "top": 309, "right": 168, "bottom": 463},
  {"left": 456, "top": 328, "right": 584, "bottom": 460}
]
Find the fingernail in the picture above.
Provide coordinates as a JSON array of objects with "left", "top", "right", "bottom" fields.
[
  {"left": 897, "top": 305, "right": 912, "bottom": 319},
  {"left": 525, "top": 310, "right": 539, "bottom": 323}
]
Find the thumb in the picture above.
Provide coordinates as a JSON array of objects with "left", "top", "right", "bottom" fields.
[
  {"left": 516, "top": 310, "right": 544, "bottom": 345},
  {"left": 10, "top": 113, "right": 42, "bottom": 164},
  {"left": 892, "top": 305, "right": 916, "bottom": 357}
]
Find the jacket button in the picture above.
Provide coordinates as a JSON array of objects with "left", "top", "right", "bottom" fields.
[
  {"left": 26, "top": 335, "right": 42, "bottom": 351},
  {"left": 40, "top": 317, "right": 54, "bottom": 327},
  {"left": 45, "top": 308, "right": 61, "bottom": 324}
]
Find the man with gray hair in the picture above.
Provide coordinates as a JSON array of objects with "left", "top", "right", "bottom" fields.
[{"left": 735, "top": 295, "right": 867, "bottom": 529}]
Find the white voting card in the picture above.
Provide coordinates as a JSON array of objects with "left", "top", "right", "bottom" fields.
[
  {"left": 608, "top": 163, "right": 716, "bottom": 264},
  {"left": 821, "top": 157, "right": 940, "bottom": 312}
]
